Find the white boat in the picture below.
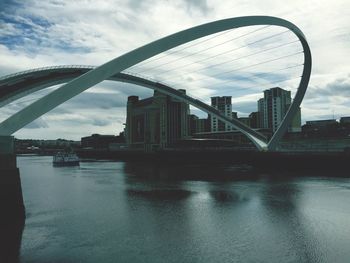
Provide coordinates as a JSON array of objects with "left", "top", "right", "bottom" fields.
[{"left": 53, "top": 152, "right": 80, "bottom": 166}]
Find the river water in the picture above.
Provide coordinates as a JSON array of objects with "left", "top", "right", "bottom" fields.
[{"left": 14, "top": 155, "right": 350, "bottom": 262}]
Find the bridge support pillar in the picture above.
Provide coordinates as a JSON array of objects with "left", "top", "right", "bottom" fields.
[
  {"left": 0, "top": 136, "right": 25, "bottom": 261},
  {"left": 0, "top": 136, "right": 25, "bottom": 223}
]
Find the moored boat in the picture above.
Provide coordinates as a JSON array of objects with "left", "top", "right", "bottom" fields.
[{"left": 53, "top": 152, "right": 80, "bottom": 166}]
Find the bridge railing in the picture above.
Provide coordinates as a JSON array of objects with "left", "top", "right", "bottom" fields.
[
  {"left": 0, "top": 65, "right": 97, "bottom": 82},
  {"left": 120, "top": 70, "right": 208, "bottom": 103},
  {"left": 1, "top": 65, "right": 205, "bottom": 102}
]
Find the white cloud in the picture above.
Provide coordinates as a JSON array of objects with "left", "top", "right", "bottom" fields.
[{"left": 0, "top": 0, "right": 349, "bottom": 139}]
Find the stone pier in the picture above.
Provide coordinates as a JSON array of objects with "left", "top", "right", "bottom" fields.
[{"left": 0, "top": 136, "right": 25, "bottom": 223}]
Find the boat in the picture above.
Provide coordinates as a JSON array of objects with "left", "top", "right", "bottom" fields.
[{"left": 53, "top": 152, "right": 80, "bottom": 166}]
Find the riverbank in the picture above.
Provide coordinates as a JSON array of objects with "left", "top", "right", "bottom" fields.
[{"left": 72, "top": 148, "right": 350, "bottom": 172}]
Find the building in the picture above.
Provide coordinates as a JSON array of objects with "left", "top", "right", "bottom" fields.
[
  {"left": 299, "top": 118, "right": 350, "bottom": 139},
  {"left": 238, "top": 117, "right": 250, "bottom": 127},
  {"left": 126, "top": 90, "right": 189, "bottom": 151},
  {"left": 188, "top": 114, "right": 199, "bottom": 136},
  {"left": 340, "top": 117, "right": 350, "bottom": 124},
  {"left": 257, "top": 87, "right": 301, "bottom": 132},
  {"left": 232, "top": 111, "right": 238, "bottom": 119},
  {"left": 305, "top": 119, "right": 337, "bottom": 127},
  {"left": 301, "top": 119, "right": 337, "bottom": 137},
  {"left": 188, "top": 115, "right": 211, "bottom": 135},
  {"left": 257, "top": 98, "right": 266, "bottom": 129},
  {"left": 259, "top": 87, "right": 291, "bottom": 131},
  {"left": 195, "top": 117, "right": 210, "bottom": 133},
  {"left": 210, "top": 96, "right": 232, "bottom": 132},
  {"left": 81, "top": 134, "right": 124, "bottom": 149},
  {"left": 249, "top": 112, "right": 259, "bottom": 129},
  {"left": 15, "top": 138, "right": 80, "bottom": 153}
]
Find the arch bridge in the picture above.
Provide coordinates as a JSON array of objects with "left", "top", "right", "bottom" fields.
[
  {"left": 0, "top": 16, "right": 312, "bottom": 151},
  {"left": 0, "top": 66, "right": 268, "bottom": 149}
]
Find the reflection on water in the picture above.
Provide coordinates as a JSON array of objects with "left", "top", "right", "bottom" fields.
[
  {"left": 209, "top": 190, "right": 248, "bottom": 203},
  {"left": 124, "top": 161, "right": 258, "bottom": 182},
  {"left": 127, "top": 189, "right": 193, "bottom": 200},
  {"left": 10, "top": 156, "right": 350, "bottom": 262},
  {"left": 260, "top": 179, "right": 324, "bottom": 263}
]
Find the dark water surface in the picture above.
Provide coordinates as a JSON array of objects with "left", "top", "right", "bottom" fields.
[{"left": 14, "top": 156, "right": 350, "bottom": 262}]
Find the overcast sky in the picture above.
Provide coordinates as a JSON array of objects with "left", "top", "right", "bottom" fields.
[{"left": 0, "top": 0, "right": 349, "bottom": 140}]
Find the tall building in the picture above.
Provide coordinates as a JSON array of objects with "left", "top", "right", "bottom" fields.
[
  {"left": 126, "top": 90, "right": 189, "bottom": 151},
  {"left": 257, "top": 98, "right": 266, "bottom": 129},
  {"left": 257, "top": 87, "right": 301, "bottom": 132},
  {"left": 210, "top": 96, "right": 232, "bottom": 132}
]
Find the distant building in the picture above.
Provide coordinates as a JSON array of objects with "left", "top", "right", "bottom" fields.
[
  {"left": 15, "top": 139, "right": 80, "bottom": 152},
  {"left": 301, "top": 117, "right": 350, "bottom": 138},
  {"left": 188, "top": 114, "right": 199, "bottom": 136},
  {"left": 302, "top": 119, "right": 338, "bottom": 138},
  {"left": 81, "top": 134, "right": 123, "bottom": 149},
  {"left": 232, "top": 111, "right": 238, "bottom": 119},
  {"left": 249, "top": 112, "right": 259, "bottom": 129},
  {"left": 305, "top": 119, "right": 337, "bottom": 127},
  {"left": 257, "top": 87, "right": 301, "bottom": 132},
  {"left": 238, "top": 117, "right": 250, "bottom": 127},
  {"left": 188, "top": 115, "right": 211, "bottom": 135},
  {"left": 195, "top": 118, "right": 210, "bottom": 133},
  {"left": 257, "top": 98, "right": 266, "bottom": 129},
  {"left": 340, "top": 117, "right": 350, "bottom": 124},
  {"left": 126, "top": 90, "right": 189, "bottom": 151},
  {"left": 210, "top": 96, "right": 232, "bottom": 132}
]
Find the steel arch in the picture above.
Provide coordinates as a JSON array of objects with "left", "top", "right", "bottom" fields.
[
  {"left": 0, "top": 16, "right": 312, "bottom": 151},
  {"left": 0, "top": 66, "right": 268, "bottom": 149}
]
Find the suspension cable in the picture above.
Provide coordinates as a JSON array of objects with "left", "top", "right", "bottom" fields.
[
  {"left": 133, "top": 28, "right": 237, "bottom": 67},
  {"left": 136, "top": 25, "right": 272, "bottom": 73},
  {"left": 208, "top": 76, "right": 302, "bottom": 94},
  {"left": 161, "top": 38, "right": 299, "bottom": 80},
  {"left": 170, "top": 51, "right": 303, "bottom": 85},
  {"left": 180, "top": 64, "right": 303, "bottom": 91}
]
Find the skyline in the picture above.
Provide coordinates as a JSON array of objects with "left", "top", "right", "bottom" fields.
[{"left": 0, "top": 0, "right": 349, "bottom": 140}]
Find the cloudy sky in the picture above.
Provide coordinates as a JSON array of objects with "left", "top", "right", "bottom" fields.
[{"left": 0, "top": 0, "right": 349, "bottom": 140}]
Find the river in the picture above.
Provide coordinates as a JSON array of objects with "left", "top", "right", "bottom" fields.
[{"left": 12, "top": 155, "right": 350, "bottom": 262}]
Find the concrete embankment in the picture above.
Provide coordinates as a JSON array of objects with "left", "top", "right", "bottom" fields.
[{"left": 75, "top": 148, "right": 350, "bottom": 171}]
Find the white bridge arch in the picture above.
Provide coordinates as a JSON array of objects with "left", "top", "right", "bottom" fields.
[
  {"left": 0, "top": 16, "right": 312, "bottom": 151},
  {"left": 0, "top": 66, "right": 268, "bottom": 149}
]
